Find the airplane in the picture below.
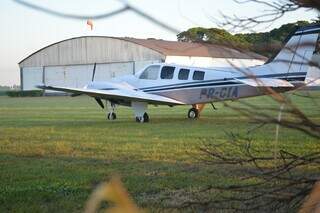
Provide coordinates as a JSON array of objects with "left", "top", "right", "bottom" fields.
[{"left": 38, "top": 24, "right": 320, "bottom": 123}]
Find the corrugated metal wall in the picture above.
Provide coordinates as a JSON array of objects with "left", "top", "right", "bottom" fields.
[
  {"left": 94, "top": 62, "right": 133, "bottom": 81},
  {"left": 134, "top": 60, "right": 160, "bottom": 73},
  {"left": 22, "top": 67, "right": 43, "bottom": 90},
  {"left": 21, "top": 60, "right": 161, "bottom": 91},
  {"left": 19, "top": 37, "right": 165, "bottom": 90},
  {"left": 45, "top": 64, "right": 93, "bottom": 88},
  {"left": 19, "top": 37, "right": 164, "bottom": 68}
]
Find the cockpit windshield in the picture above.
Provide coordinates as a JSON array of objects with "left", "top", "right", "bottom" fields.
[{"left": 139, "top": 65, "right": 160, "bottom": 80}]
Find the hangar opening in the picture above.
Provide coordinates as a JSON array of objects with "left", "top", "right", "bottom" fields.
[{"left": 18, "top": 36, "right": 266, "bottom": 91}]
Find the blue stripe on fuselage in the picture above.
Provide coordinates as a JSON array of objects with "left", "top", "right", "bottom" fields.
[{"left": 140, "top": 72, "right": 306, "bottom": 92}]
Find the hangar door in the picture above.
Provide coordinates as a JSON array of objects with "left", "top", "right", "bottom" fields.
[
  {"left": 44, "top": 64, "right": 94, "bottom": 88},
  {"left": 134, "top": 60, "right": 161, "bottom": 73},
  {"left": 22, "top": 61, "right": 156, "bottom": 91},
  {"left": 22, "top": 67, "right": 43, "bottom": 90},
  {"left": 44, "top": 62, "right": 135, "bottom": 89},
  {"left": 94, "top": 62, "right": 134, "bottom": 81}
]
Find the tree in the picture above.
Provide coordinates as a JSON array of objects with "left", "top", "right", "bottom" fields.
[
  {"left": 177, "top": 27, "right": 250, "bottom": 49},
  {"left": 177, "top": 21, "right": 312, "bottom": 57}
]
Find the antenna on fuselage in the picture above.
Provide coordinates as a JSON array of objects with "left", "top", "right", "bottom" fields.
[{"left": 92, "top": 63, "right": 97, "bottom": 82}]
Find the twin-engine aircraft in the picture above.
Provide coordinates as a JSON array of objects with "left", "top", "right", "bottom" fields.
[{"left": 39, "top": 25, "right": 320, "bottom": 123}]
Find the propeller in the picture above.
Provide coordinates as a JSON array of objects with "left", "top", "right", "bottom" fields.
[
  {"left": 71, "top": 63, "right": 97, "bottom": 97},
  {"left": 90, "top": 63, "right": 104, "bottom": 109},
  {"left": 92, "top": 63, "right": 97, "bottom": 82}
]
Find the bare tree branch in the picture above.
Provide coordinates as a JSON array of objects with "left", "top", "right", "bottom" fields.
[
  {"left": 218, "top": 0, "right": 318, "bottom": 32},
  {"left": 12, "top": 0, "right": 180, "bottom": 34}
]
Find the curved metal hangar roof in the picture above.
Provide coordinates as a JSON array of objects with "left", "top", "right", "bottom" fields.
[{"left": 19, "top": 36, "right": 266, "bottom": 68}]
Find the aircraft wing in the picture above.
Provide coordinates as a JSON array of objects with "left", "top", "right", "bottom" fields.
[
  {"left": 235, "top": 78, "right": 294, "bottom": 87},
  {"left": 37, "top": 85, "right": 185, "bottom": 105}
]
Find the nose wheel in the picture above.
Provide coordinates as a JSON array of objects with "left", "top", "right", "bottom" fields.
[{"left": 188, "top": 108, "right": 199, "bottom": 119}]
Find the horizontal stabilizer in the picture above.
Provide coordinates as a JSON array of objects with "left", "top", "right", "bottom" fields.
[{"left": 235, "top": 78, "right": 294, "bottom": 87}]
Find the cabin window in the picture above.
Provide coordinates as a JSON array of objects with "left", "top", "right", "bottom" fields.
[
  {"left": 139, "top": 65, "right": 160, "bottom": 80},
  {"left": 160, "top": 66, "right": 175, "bottom": 79},
  {"left": 193, "top": 71, "right": 205, "bottom": 80},
  {"left": 178, "top": 69, "right": 190, "bottom": 80}
]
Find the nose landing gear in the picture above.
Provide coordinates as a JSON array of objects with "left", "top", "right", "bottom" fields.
[
  {"left": 135, "top": 112, "right": 149, "bottom": 123},
  {"left": 188, "top": 107, "right": 199, "bottom": 119},
  {"left": 132, "top": 102, "right": 149, "bottom": 123}
]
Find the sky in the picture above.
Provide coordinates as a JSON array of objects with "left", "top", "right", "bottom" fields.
[{"left": 0, "top": 0, "right": 317, "bottom": 86}]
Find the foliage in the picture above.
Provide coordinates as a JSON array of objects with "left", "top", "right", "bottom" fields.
[
  {"left": 177, "top": 27, "right": 251, "bottom": 49},
  {"left": 6, "top": 90, "right": 44, "bottom": 97},
  {"left": 236, "top": 21, "right": 311, "bottom": 57},
  {"left": 0, "top": 86, "right": 11, "bottom": 91},
  {"left": 177, "top": 21, "right": 312, "bottom": 57},
  {"left": 0, "top": 91, "right": 7, "bottom": 96},
  {"left": 0, "top": 85, "right": 20, "bottom": 91},
  {"left": 0, "top": 85, "right": 21, "bottom": 96}
]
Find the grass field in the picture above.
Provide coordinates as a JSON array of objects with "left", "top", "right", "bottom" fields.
[{"left": 0, "top": 93, "right": 319, "bottom": 212}]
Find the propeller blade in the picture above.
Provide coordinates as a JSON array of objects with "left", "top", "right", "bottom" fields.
[
  {"left": 92, "top": 63, "right": 97, "bottom": 82},
  {"left": 94, "top": 98, "right": 104, "bottom": 109}
]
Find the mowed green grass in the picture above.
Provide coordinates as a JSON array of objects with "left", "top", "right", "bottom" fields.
[{"left": 0, "top": 93, "right": 319, "bottom": 212}]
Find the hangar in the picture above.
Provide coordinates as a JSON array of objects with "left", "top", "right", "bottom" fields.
[{"left": 18, "top": 36, "right": 266, "bottom": 91}]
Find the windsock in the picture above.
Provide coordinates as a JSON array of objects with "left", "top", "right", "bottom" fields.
[{"left": 87, "top": 19, "right": 93, "bottom": 30}]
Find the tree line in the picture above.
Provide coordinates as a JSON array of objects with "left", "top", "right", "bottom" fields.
[{"left": 177, "top": 21, "right": 312, "bottom": 57}]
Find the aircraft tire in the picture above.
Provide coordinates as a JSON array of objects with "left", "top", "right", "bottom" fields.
[
  {"left": 107, "top": 112, "right": 117, "bottom": 120},
  {"left": 188, "top": 108, "right": 199, "bottom": 119},
  {"left": 135, "top": 116, "right": 144, "bottom": 123},
  {"left": 143, "top": 113, "right": 149, "bottom": 123},
  {"left": 135, "top": 113, "right": 149, "bottom": 123}
]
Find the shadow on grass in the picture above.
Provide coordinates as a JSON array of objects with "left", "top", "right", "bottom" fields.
[{"left": 0, "top": 153, "right": 231, "bottom": 213}]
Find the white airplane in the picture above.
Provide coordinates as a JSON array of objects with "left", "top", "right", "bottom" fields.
[{"left": 38, "top": 25, "right": 320, "bottom": 123}]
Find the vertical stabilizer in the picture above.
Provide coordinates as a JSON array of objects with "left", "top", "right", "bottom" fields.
[
  {"left": 305, "top": 54, "right": 320, "bottom": 86},
  {"left": 268, "top": 24, "right": 320, "bottom": 75}
]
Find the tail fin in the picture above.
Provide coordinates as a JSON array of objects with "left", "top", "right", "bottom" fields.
[
  {"left": 268, "top": 24, "right": 320, "bottom": 76},
  {"left": 305, "top": 55, "right": 320, "bottom": 87}
]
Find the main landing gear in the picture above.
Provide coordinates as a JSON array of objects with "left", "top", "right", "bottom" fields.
[
  {"left": 107, "top": 112, "right": 116, "bottom": 120},
  {"left": 104, "top": 101, "right": 150, "bottom": 123},
  {"left": 106, "top": 101, "right": 117, "bottom": 121}
]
